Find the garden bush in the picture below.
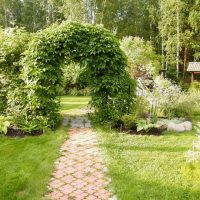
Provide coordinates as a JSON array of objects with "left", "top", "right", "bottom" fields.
[
  {"left": 137, "top": 76, "right": 182, "bottom": 120},
  {"left": 121, "top": 114, "right": 137, "bottom": 129},
  {"left": 172, "top": 91, "right": 200, "bottom": 118},
  {"left": 0, "top": 27, "right": 30, "bottom": 114},
  {"left": 152, "top": 76, "right": 182, "bottom": 119},
  {"left": 189, "top": 81, "right": 200, "bottom": 91},
  {"left": 0, "top": 75, "right": 7, "bottom": 114},
  {"left": 5, "top": 22, "right": 135, "bottom": 132},
  {"left": 61, "top": 62, "right": 90, "bottom": 96},
  {"left": 120, "top": 36, "right": 161, "bottom": 79},
  {"left": 135, "top": 76, "right": 199, "bottom": 122},
  {"left": 0, "top": 116, "right": 10, "bottom": 134}
]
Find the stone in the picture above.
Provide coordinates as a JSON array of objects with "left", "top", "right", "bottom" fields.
[
  {"left": 62, "top": 117, "right": 69, "bottom": 126},
  {"left": 46, "top": 127, "right": 112, "bottom": 199},
  {"left": 167, "top": 121, "right": 192, "bottom": 132},
  {"left": 182, "top": 121, "right": 192, "bottom": 131}
]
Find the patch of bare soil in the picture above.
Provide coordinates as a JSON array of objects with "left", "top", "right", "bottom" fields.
[{"left": 7, "top": 125, "right": 43, "bottom": 137}]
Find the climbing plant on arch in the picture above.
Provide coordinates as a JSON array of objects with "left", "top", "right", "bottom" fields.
[{"left": 8, "top": 22, "right": 136, "bottom": 130}]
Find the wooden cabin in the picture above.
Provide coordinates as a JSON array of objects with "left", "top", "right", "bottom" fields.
[{"left": 187, "top": 62, "right": 200, "bottom": 82}]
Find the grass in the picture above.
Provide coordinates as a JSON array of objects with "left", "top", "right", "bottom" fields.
[
  {"left": 0, "top": 96, "right": 90, "bottom": 200},
  {"left": 60, "top": 96, "right": 90, "bottom": 114},
  {"left": 0, "top": 128, "right": 67, "bottom": 200},
  {"left": 1, "top": 96, "right": 200, "bottom": 199},
  {"left": 97, "top": 128, "right": 200, "bottom": 200}
]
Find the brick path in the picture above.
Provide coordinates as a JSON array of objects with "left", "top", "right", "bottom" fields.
[{"left": 46, "top": 128, "right": 112, "bottom": 200}]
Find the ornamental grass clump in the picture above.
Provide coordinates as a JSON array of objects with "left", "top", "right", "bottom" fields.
[{"left": 172, "top": 91, "right": 200, "bottom": 118}]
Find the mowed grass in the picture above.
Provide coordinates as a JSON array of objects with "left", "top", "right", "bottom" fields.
[
  {"left": 0, "top": 128, "right": 67, "bottom": 200},
  {"left": 1, "top": 96, "right": 199, "bottom": 200},
  {"left": 0, "top": 96, "right": 90, "bottom": 200},
  {"left": 60, "top": 96, "right": 91, "bottom": 114},
  {"left": 97, "top": 128, "right": 200, "bottom": 200}
]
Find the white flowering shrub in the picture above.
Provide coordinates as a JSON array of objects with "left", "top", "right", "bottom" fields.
[
  {"left": 138, "top": 76, "right": 200, "bottom": 120},
  {"left": 142, "top": 76, "right": 182, "bottom": 120}
]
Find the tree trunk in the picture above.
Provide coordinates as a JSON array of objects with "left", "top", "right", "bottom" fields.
[
  {"left": 100, "top": 0, "right": 106, "bottom": 24},
  {"left": 3, "top": 0, "right": 8, "bottom": 28},
  {"left": 160, "top": 2, "right": 165, "bottom": 74},
  {"left": 176, "top": 0, "right": 180, "bottom": 78},
  {"left": 183, "top": 47, "right": 188, "bottom": 79},
  {"left": 84, "top": 0, "right": 97, "bottom": 24},
  {"left": 150, "top": 22, "right": 152, "bottom": 42},
  {"left": 51, "top": 1, "right": 54, "bottom": 23},
  {"left": 161, "top": 33, "right": 165, "bottom": 69}
]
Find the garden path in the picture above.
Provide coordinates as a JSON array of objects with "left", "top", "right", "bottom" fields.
[{"left": 46, "top": 117, "right": 112, "bottom": 200}]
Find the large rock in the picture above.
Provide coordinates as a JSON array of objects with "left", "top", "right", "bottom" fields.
[
  {"left": 182, "top": 121, "right": 192, "bottom": 131},
  {"left": 167, "top": 121, "right": 192, "bottom": 132}
]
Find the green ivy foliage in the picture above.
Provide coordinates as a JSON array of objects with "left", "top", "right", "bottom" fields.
[
  {"left": 0, "top": 27, "right": 30, "bottom": 114},
  {"left": 0, "top": 27, "right": 30, "bottom": 78},
  {"left": 8, "top": 22, "right": 136, "bottom": 130}
]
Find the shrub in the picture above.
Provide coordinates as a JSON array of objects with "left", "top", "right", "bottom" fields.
[
  {"left": 143, "top": 76, "right": 200, "bottom": 119},
  {"left": 0, "top": 75, "right": 7, "bottom": 114},
  {"left": 136, "top": 119, "right": 159, "bottom": 133},
  {"left": 189, "top": 81, "right": 200, "bottom": 91},
  {"left": 120, "top": 36, "right": 161, "bottom": 79},
  {"left": 61, "top": 62, "right": 90, "bottom": 95},
  {"left": 0, "top": 27, "right": 30, "bottom": 114},
  {"left": 121, "top": 114, "right": 137, "bottom": 129},
  {"left": 6, "top": 22, "right": 135, "bottom": 130},
  {"left": 172, "top": 91, "right": 200, "bottom": 118},
  {"left": 68, "top": 88, "right": 90, "bottom": 96},
  {"left": 133, "top": 96, "right": 151, "bottom": 119},
  {"left": 0, "top": 116, "right": 10, "bottom": 135},
  {"left": 0, "top": 27, "right": 29, "bottom": 77},
  {"left": 121, "top": 96, "right": 150, "bottom": 129},
  {"left": 12, "top": 114, "right": 51, "bottom": 134},
  {"left": 153, "top": 76, "right": 182, "bottom": 119},
  {"left": 140, "top": 76, "right": 182, "bottom": 120}
]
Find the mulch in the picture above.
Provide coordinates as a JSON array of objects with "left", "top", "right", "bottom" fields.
[
  {"left": 6, "top": 126, "right": 43, "bottom": 137},
  {"left": 119, "top": 126, "right": 166, "bottom": 136}
]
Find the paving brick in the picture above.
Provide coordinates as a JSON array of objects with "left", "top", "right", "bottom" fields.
[{"left": 46, "top": 128, "right": 112, "bottom": 200}]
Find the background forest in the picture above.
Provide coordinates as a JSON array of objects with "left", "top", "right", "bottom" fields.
[{"left": 0, "top": 0, "right": 200, "bottom": 83}]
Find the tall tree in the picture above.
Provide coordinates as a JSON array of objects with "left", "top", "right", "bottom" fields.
[
  {"left": 95, "top": 0, "right": 153, "bottom": 39},
  {"left": 159, "top": 0, "right": 194, "bottom": 79},
  {"left": 176, "top": 0, "right": 180, "bottom": 78},
  {"left": 0, "top": 0, "right": 22, "bottom": 28},
  {"left": 188, "top": 0, "right": 200, "bottom": 60}
]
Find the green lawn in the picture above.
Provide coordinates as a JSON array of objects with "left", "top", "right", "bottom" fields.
[
  {"left": 97, "top": 128, "right": 200, "bottom": 200},
  {"left": 0, "top": 128, "right": 67, "bottom": 200},
  {"left": 60, "top": 96, "right": 90, "bottom": 114},
  {"left": 1, "top": 96, "right": 200, "bottom": 200},
  {"left": 0, "top": 96, "right": 90, "bottom": 200}
]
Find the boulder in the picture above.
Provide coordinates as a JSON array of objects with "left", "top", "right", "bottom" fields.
[
  {"left": 167, "top": 121, "right": 192, "bottom": 132},
  {"left": 182, "top": 121, "right": 192, "bottom": 131}
]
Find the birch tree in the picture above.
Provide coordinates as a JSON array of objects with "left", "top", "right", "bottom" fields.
[{"left": 159, "top": 0, "right": 193, "bottom": 79}]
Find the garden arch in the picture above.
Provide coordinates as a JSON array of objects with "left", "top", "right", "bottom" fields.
[{"left": 13, "top": 22, "right": 135, "bottom": 129}]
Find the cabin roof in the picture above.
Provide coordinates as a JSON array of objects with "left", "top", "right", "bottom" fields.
[{"left": 187, "top": 62, "right": 200, "bottom": 72}]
